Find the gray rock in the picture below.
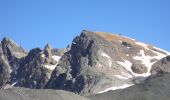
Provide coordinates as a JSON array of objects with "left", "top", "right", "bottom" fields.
[
  {"left": 0, "top": 88, "right": 89, "bottom": 100},
  {"left": 151, "top": 56, "right": 170, "bottom": 75},
  {"left": 131, "top": 63, "right": 148, "bottom": 74},
  {"left": 1, "top": 37, "right": 27, "bottom": 59}
]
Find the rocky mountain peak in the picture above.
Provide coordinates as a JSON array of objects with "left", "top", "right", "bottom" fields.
[
  {"left": 44, "top": 44, "right": 52, "bottom": 58},
  {"left": 25, "top": 48, "right": 41, "bottom": 61},
  {"left": 45, "top": 43, "right": 52, "bottom": 50},
  {"left": 1, "top": 37, "right": 12, "bottom": 44},
  {"left": 1, "top": 37, "right": 27, "bottom": 60}
]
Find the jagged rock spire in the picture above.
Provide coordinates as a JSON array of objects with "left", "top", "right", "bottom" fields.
[{"left": 44, "top": 43, "right": 52, "bottom": 58}]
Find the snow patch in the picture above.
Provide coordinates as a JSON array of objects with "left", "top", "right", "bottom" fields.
[
  {"left": 72, "top": 41, "right": 76, "bottom": 45},
  {"left": 99, "top": 64, "right": 102, "bottom": 67},
  {"left": 115, "top": 72, "right": 133, "bottom": 80},
  {"left": 117, "top": 58, "right": 151, "bottom": 77},
  {"left": 135, "top": 42, "right": 149, "bottom": 50},
  {"left": 133, "top": 50, "right": 154, "bottom": 77},
  {"left": 11, "top": 81, "right": 18, "bottom": 87},
  {"left": 41, "top": 54, "right": 45, "bottom": 58},
  {"left": 52, "top": 55, "right": 61, "bottom": 62},
  {"left": 132, "top": 49, "right": 167, "bottom": 77},
  {"left": 101, "top": 53, "right": 111, "bottom": 58},
  {"left": 45, "top": 64, "right": 57, "bottom": 70},
  {"left": 98, "top": 84, "right": 134, "bottom": 93},
  {"left": 117, "top": 60, "right": 132, "bottom": 74},
  {"left": 109, "top": 61, "right": 112, "bottom": 68},
  {"left": 115, "top": 75, "right": 130, "bottom": 80},
  {"left": 153, "top": 47, "right": 170, "bottom": 55},
  {"left": 45, "top": 55, "right": 61, "bottom": 70},
  {"left": 150, "top": 50, "right": 167, "bottom": 60},
  {"left": 101, "top": 52, "right": 112, "bottom": 68}
]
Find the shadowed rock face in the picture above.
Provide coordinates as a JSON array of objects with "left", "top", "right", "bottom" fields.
[
  {"left": 0, "top": 38, "right": 65, "bottom": 89},
  {"left": 0, "top": 38, "right": 27, "bottom": 89},
  {"left": 0, "top": 55, "right": 10, "bottom": 88}
]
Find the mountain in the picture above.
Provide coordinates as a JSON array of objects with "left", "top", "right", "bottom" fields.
[
  {"left": 0, "top": 30, "right": 170, "bottom": 98},
  {"left": 46, "top": 30, "right": 169, "bottom": 95}
]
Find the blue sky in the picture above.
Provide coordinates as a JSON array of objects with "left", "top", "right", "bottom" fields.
[{"left": 0, "top": 0, "right": 170, "bottom": 51}]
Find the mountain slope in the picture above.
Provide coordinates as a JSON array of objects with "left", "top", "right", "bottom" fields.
[
  {"left": 89, "top": 72, "right": 170, "bottom": 100},
  {"left": 0, "top": 88, "right": 89, "bottom": 100}
]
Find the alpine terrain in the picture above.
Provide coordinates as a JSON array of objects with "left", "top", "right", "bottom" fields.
[{"left": 0, "top": 30, "right": 170, "bottom": 100}]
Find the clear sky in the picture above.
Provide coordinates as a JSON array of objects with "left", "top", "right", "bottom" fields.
[{"left": 0, "top": 0, "right": 170, "bottom": 51}]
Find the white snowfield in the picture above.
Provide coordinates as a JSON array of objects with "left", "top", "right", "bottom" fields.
[
  {"left": 153, "top": 47, "right": 170, "bottom": 55},
  {"left": 116, "top": 48, "right": 168, "bottom": 78},
  {"left": 101, "top": 53, "right": 111, "bottom": 58},
  {"left": 45, "top": 64, "right": 57, "bottom": 71},
  {"left": 115, "top": 72, "right": 132, "bottom": 80},
  {"left": 117, "top": 59, "right": 149, "bottom": 77},
  {"left": 52, "top": 56, "right": 61, "bottom": 62},
  {"left": 133, "top": 49, "right": 167, "bottom": 76},
  {"left": 98, "top": 84, "right": 134, "bottom": 94},
  {"left": 117, "top": 60, "right": 133, "bottom": 76},
  {"left": 45, "top": 55, "right": 61, "bottom": 70},
  {"left": 116, "top": 39, "right": 169, "bottom": 78},
  {"left": 133, "top": 50, "right": 155, "bottom": 77},
  {"left": 11, "top": 81, "right": 18, "bottom": 87},
  {"left": 41, "top": 54, "right": 45, "bottom": 58}
]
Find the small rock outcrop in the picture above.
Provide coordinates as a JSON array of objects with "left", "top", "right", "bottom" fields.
[{"left": 151, "top": 56, "right": 170, "bottom": 75}]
